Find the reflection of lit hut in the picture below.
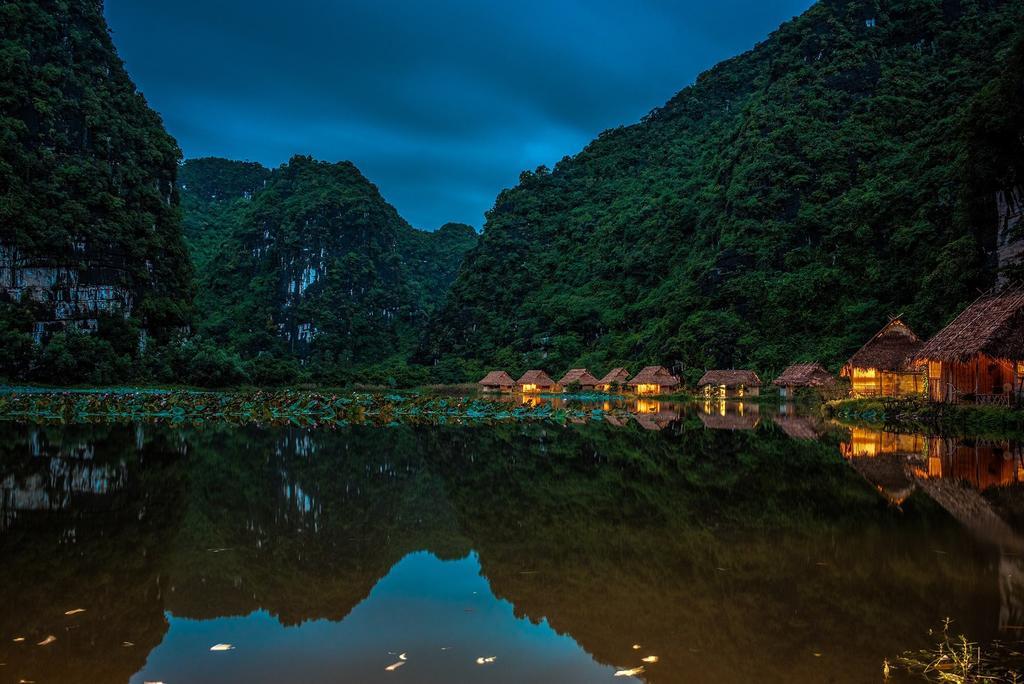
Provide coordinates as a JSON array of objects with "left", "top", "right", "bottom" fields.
[
  {"left": 847, "top": 453, "right": 917, "bottom": 506},
  {"left": 597, "top": 368, "right": 631, "bottom": 393},
  {"left": 627, "top": 366, "right": 681, "bottom": 396},
  {"left": 840, "top": 317, "right": 925, "bottom": 398},
  {"left": 771, "top": 414, "right": 825, "bottom": 441},
  {"left": 839, "top": 427, "right": 927, "bottom": 459},
  {"left": 630, "top": 400, "right": 680, "bottom": 431},
  {"left": 478, "top": 371, "right": 516, "bottom": 392},
  {"left": 772, "top": 363, "right": 834, "bottom": 399},
  {"left": 557, "top": 369, "right": 600, "bottom": 391},
  {"left": 920, "top": 437, "right": 1024, "bottom": 490},
  {"left": 697, "top": 400, "right": 760, "bottom": 431},
  {"left": 914, "top": 287, "right": 1024, "bottom": 405},
  {"left": 516, "top": 370, "right": 558, "bottom": 393},
  {"left": 697, "top": 370, "right": 761, "bottom": 399}
]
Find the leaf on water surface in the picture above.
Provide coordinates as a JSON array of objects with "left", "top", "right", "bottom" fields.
[
  {"left": 614, "top": 666, "right": 645, "bottom": 677},
  {"left": 641, "top": 656, "right": 659, "bottom": 663},
  {"left": 385, "top": 661, "right": 405, "bottom": 671},
  {"left": 475, "top": 656, "right": 497, "bottom": 665},
  {"left": 64, "top": 608, "right": 86, "bottom": 615},
  {"left": 37, "top": 636, "right": 56, "bottom": 646},
  {"left": 631, "top": 644, "right": 641, "bottom": 650},
  {"left": 123, "top": 641, "right": 134, "bottom": 647},
  {"left": 12, "top": 637, "right": 25, "bottom": 642},
  {"left": 210, "top": 643, "right": 235, "bottom": 651},
  {"left": 398, "top": 653, "right": 408, "bottom": 661}
]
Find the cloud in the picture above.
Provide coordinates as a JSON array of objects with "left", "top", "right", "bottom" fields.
[{"left": 105, "top": 0, "right": 813, "bottom": 229}]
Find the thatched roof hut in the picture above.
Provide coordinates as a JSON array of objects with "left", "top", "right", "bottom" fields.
[
  {"left": 478, "top": 370, "right": 516, "bottom": 390},
  {"left": 916, "top": 287, "right": 1024, "bottom": 364},
  {"left": 558, "top": 368, "right": 600, "bottom": 389},
  {"left": 627, "top": 366, "right": 681, "bottom": 394},
  {"left": 597, "top": 367, "right": 631, "bottom": 387},
  {"left": 697, "top": 370, "right": 762, "bottom": 388},
  {"left": 516, "top": 370, "right": 557, "bottom": 392},
  {"left": 915, "top": 286, "right": 1024, "bottom": 403},
  {"left": 842, "top": 318, "right": 922, "bottom": 373},
  {"left": 841, "top": 317, "right": 925, "bottom": 398},
  {"left": 772, "top": 363, "right": 834, "bottom": 388}
]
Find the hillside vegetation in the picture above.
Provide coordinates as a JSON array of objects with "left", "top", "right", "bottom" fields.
[{"left": 422, "top": 0, "right": 1024, "bottom": 383}]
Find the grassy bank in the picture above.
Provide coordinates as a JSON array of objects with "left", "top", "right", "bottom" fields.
[{"left": 824, "top": 398, "right": 1024, "bottom": 439}]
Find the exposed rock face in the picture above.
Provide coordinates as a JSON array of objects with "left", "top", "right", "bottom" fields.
[
  {"left": 997, "top": 187, "right": 1024, "bottom": 283},
  {"left": 185, "top": 156, "right": 477, "bottom": 366},
  {"left": 0, "top": 0, "right": 193, "bottom": 340}
]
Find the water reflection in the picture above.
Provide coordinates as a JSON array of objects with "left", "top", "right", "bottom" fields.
[{"left": 0, "top": 420, "right": 1022, "bottom": 682}]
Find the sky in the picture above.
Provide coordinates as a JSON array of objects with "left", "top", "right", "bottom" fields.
[{"left": 104, "top": 0, "right": 814, "bottom": 230}]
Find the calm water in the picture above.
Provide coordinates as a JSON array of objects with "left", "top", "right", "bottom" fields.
[{"left": 1, "top": 401, "right": 1023, "bottom": 683}]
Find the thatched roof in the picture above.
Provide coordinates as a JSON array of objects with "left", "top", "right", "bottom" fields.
[
  {"left": 598, "top": 367, "right": 631, "bottom": 385},
  {"left": 916, "top": 286, "right": 1024, "bottom": 363},
  {"left": 558, "top": 368, "right": 600, "bottom": 386},
  {"left": 773, "top": 363, "right": 834, "bottom": 388},
  {"left": 697, "top": 370, "right": 761, "bottom": 388},
  {"left": 478, "top": 370, "right": 515, "bottom": 387},
  {"left": 517, "top": 370, "right": 556, "bottom": 386},
  {"left": 627, "top": 366, "right": 681, "bottom": 388},
  {"left": 843, "top": 318, "right": 922, "bottom": 372}
]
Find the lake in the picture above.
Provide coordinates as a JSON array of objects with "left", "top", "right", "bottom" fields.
[{"left": 1, "top": 398, "right": 1023, "bottom": 682}]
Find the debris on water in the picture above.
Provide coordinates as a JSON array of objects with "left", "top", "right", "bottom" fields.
[
  {"left": 631, "top": 644, "right": 641, "bottom": 650},
  {"left": 476, "top": 656, "right": 497, "bottom": 665},
  {"left": 210, "top": 643, "right": 235, "bottom": 651},
  {"left": 813, "top": 652, "right": 822, "bottom": 657},
  {"left": 123, "top": 641, "right": 134, "bottom": 647},
  {"left": 207, "top": 548, "right": 232, "bottom": 553},
  {"left": 12, "top": 637, "right": 25, "bottom": 642},
  {"left": 641, "top": 655, "right": 659, "bottom": 663},
  {"left": 385, "top": 661, "right": 405, "bottom": 671},
  {"left": 64, "top": 608, "right": 86, "bottom": 615},
  {"left": 398, "top": 653, "right": 408, "bottom": 661},
  {"left": 37, "top": 636, "right": 56, "bottom": 646},
  {"left": 441, "top": 646, "right": 452, "bottom": 651},
  {"left": 614, "top": 666, "right": 645, "bottom": 676}
]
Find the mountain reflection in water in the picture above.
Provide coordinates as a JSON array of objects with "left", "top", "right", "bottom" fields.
[{"left": 1, "top": 413, "right": 1022, "bottom": 683}]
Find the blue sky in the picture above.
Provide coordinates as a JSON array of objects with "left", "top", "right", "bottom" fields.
[{"left": 105, "top": 1, "right": 814, "bottom": 230}]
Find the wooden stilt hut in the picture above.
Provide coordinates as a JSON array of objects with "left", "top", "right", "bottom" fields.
[
  {"left": 516, "top": 370, "right": 558, "bottom": 393},
  {"left": 627, "top": 366, "right": 681, "bottom": 396},
  {"left": 478, "top": 371, "right": 516, "bottom": 392},
  {"left": 840, "top": 317, "right": 925, "bottom": 398},
  {"left": 557, "top": 369, "right": 600, "bottom": 391},
  {"left": 697, "top": 370, "right": 761, "bottom": 399},
  {"left": 914, "top": 286, "right": 1024, "bottom": 405},
  {"left": 597, "top": 368, "right": 631, "bottom": 393},
  {"left": 772, "top": 363, "right": 835, "bottom": 399}
]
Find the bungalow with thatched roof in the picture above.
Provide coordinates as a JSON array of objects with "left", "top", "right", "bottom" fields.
[
  {"left": 557, "top": 368, "right": 600, "bottom": 391},
  {"left": 478, "top": 371, "right": 516, "bottom": 392},
  {"left": 840, "top": 317, "right": 925, "bottom": 398},
  {"left": 772, "top": 363, "right": 835, "bottom": 399},
  {"left": 597, "top": 367, "right": 631, "bottom": 393},
  {"left": 517, "top": 370, "right": 558, "bottom": 393},
  {"left": 627, "top": 366, "right": 681, "bottom": 396},
  {"left": 914, "top": 287, "right": 1024, "bottom": 405},
  {"left": 697, "top": 370, "right": 761, "bottom": 398}
]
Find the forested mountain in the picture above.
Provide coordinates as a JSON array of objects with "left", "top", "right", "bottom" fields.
[
  {"left": 181, "top": 157, "right": 477, "bottom": 385},
  {"left": 0, "top": 0, "right": 193, "bottom": 342},
  {"left": 423, "top": 0, "right": 1024, "bottom": 382}
]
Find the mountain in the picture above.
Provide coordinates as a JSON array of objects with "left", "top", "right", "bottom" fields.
[
  {"left": 423, "top": 0, "right": 1024, "bottom": 382},
  {"left": 182, "top": 156, "right": 477, "bottom": 384},
  {"left": 0, "top": 0, "right": 193, "bottom": 342}
]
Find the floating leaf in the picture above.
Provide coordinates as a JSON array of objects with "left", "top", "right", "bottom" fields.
[
  {"left": 385, "top": 661, "right": 405, "bottom": 671},
  {"left": 37, "top": 635, "right": 56, "bottom": 646},
  {"left": 631, "top": 644, "right": 641, "bottom": 650},
  {"left": 641, "top": 655, "right": 659, "bottom": 663},
  {"left": 614, "top": 666, "right": 645, "bottom": 677},
  {"left": 12, "top": 637, "right": 25, "bottom": 643},
  {"left": 398, "top": 653, "right": 408, "bottom": 661},
  {"left": 64, "top": 608, "right": 86, "bottom": 616},
  {"left": 210, "top": 643, "right": 235, "bottom": 651},
  {"left": 476, "top": 656, "right": 497, "bottom": 665}
]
